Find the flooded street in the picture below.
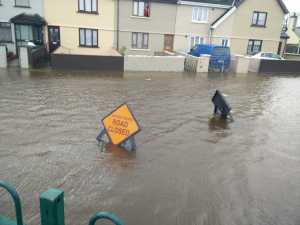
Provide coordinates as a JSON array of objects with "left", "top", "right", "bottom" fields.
[{"left": 1, "top": 68, "right": 300, "bottom": 225}]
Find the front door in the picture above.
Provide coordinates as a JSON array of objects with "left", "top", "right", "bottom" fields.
[
  {"left": 48, "top": 26, "right": 60, "bottom": 53},
  {"left": 164, "top": 34, "right": 174, "bottom": 52},
  {"left": 277, "top": 41, "right": 282, "bottom": 55}
]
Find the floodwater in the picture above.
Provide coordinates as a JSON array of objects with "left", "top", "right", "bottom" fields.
[{"left": 1, "top": 68, "right": 300, "bottom": 225}]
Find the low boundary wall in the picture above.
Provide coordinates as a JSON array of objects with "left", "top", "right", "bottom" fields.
[
  {"left": 124, "top": 55, "right": 185, "bottom": 72},
  {"left": 259, "top": 59, "right": 300, "bottom": 73},
  {"left": 184, "top": 54, "right": 210, "bottom": 73},
  {"left": 0, "top": 46, "right": 7, "bottom": 68},
  {"left": 51, "top": 54, "right": 124, "bottom": 71}
]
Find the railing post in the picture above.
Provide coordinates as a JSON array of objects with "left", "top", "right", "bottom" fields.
[{"left": 40, "top": 189, "right": 65, "bottom": 225}]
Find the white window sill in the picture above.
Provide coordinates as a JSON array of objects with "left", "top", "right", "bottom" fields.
[
  {"left": 130, "top": 48, "right": 151, "bottom": 51},
  {"left": 130, "top": 16, "right": 151, "bottom": 20},
  {"left": 191, "top": 20, "right": 208, "bottom": 24}
]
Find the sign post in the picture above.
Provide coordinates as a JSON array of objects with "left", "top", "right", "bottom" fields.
[{"left": 96, "top": 104, "right": 141, "bottom": 151}]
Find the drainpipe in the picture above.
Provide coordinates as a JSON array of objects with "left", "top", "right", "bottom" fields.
[
  {"left": 116, "top": 0, "right": 120, "bottom": 50},
  {"left": 209, "top": 27, "right": 213, "bottom": 45}
]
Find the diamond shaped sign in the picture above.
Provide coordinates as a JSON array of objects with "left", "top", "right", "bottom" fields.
[{"left": 102, "top": 104, "right": 141, "bottom": 145}]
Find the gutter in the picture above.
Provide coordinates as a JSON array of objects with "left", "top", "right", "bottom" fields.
[
  {"left": 177, "top": 0, "right": 231, "bottom": 9},
  {"left": 211, "top": 6, "right": 236, "bottom": 29}
]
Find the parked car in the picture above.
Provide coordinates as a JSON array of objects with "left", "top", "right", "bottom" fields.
[
  {"left": 251, "top": 52, "right": 284, "bottom": 60},
  {"left": 189, "top": 44, "right": 231, "bottom": 72}
]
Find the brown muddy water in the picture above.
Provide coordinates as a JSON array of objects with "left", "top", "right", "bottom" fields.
[{"left": 1, "top": 68, "right": 300, "bottom": 225}]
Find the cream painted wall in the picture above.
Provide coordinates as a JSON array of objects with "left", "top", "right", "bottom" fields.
[
  {"left": 174, "top": 5, "right": 226, "bottom": 52},
  {"left": 118, "top": 0, "right": 177, "bottom": 54},
  {"left": 119, "top": 31, "right": 165, "bottom": 55},
  {"left": 44, "top": 0, "right": 116, "bottom": 51},
  {"left": 213, "top": 0, "right": 285, "bottom": 55},
  {"left": 119, "top": 0, "right": 177, "bottom": 33}
]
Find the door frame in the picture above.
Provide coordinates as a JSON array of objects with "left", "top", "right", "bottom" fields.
[
  {"left": 47, "top": 25, "right": 60, "bottom": 53},
  {"left": 164, "top": 34, "right": 174, "bottom": 52}
]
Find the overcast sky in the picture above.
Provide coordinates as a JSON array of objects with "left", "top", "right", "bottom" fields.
[{"left": 283, "top": 0, "right": 300, "bottom": 13}]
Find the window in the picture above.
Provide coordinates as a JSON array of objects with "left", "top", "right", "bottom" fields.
[
  {"left": 15, "top": 24, "right": 43, "bottom": 45},
  {"left": 252, "top": 11, "right": 267, "bottom": 27},
  {"left": 78, "top": 0, "right": 98, "bottom": 13},
  {"left": 0, "top": 22, "right": 12, "bottom": 42},
  {"left": 79, "top": 28, "right": 98, "bottom": 47},
  {"left": 132, "top": 32, "right": 149, "bottom": 49},
  {"left": 15, "top": 0, "right": 30, "bottom": 7},
  {"left": 296, "top": 16, "right": 300, "bottom": 28},
  {"left": 133, "top": 0, "right": 150, "bottom": 17},
  {"left": 221, "top": 39, "right": 230, "bottom": 47},
  {"left": 190, "top": 36, "right": 204, "bottom": 48},
  {"left": 247, "top": 39, "right": 263, "bottom": 55},
  {"left": 192, "top": 7, "right": 208, "bottom": 23}
]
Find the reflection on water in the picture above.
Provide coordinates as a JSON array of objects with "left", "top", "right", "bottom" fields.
[
  {"left": 1, "top": 68, "right": 300, "bottom": 225},
  {"left": 208, "top": 117, "right": 231, "bottom": 131}
]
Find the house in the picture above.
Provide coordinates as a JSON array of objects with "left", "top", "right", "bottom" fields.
[
  {"left": 44, "top": 0, "right": 118, "bottom": 56},
  {"left": 210, "top": 0, "right": 288, "bottom": 55},
  {"left": 286, "top": 13, "right": 300, "bottom": 54},
  {"left": 175, "top": 0, "right": 288, "bottom": 55},
  {"left": 118, "top": 0, "right": 178, "bottom": 55},
  {"left": 117, "top": 0, "right": 288, "bottom": 56},
  {"left": 174, "top": 0, "right": 234, "bottom": 53},
  {"left": 0, "top": 0, "right": 45, "bottom": 55}
]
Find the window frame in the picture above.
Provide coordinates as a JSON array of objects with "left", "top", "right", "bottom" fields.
[
  {"left": 132, "top": 0, "right": 150, "bottom": 17},
  {"left": 247, "top": 39, "right": 263, "bottom": 55},
  {"left": 79, "top": 28, "right": 98, "bottom": 48},
  {"left": 14, "top": 0, "right": 30, "bottom": 8},
  {"left": 251, "top": 11, "right": 268, "bottom": 27},
  {"left": 78, "top": 0, "right": 98, "bottom": 14},
  {"left": 192, "top": 7, "right": 209, "bottom": 23},
  {"left": 190, "top": 35, "right": 205, "bottom": 49},
  {"left": 221, "top": 38, "right": 230, "bottom": 47},
  {"left": 0, "top": 22, "right": 13, "bottom": 43},
  {"left": 131, "top": 32, "right": 149, "bottom": 49}
]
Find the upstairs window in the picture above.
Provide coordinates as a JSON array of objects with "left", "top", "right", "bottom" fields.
[
  {"left": 79, "top": 28, "right": 98, "bottom": 47},
  {"left": 252, "top": 11, "right": 267, "bottom": 27},
  {"left": 78, "top": 0, "right": 98, "bottom": 13},
  {"left": 247, "top": 39, "right": 262, "bottom": 55},
  {"left": 133, "top": 0, "right": 150, "bottom": 17},
  {"left": 15, "top": 0, "right": 30, "bottom": 7},
  {"left": 192, "top": 7, "right": 208, "bottom": 23},
  {"left": 0, "top": 22, "right": 12, "bottom": 42}
]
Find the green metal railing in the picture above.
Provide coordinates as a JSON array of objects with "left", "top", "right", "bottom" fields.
[
  {"left": 0, "top": 180, "right": 124, "bottom": 225},
  {"left": 0, "top": 180, "right": 24, "bottom": 225},
  {"left": 89, "top": 212, "right": 124, "bottom": 225}
]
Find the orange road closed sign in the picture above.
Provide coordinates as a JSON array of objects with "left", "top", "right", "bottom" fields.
[{"left": 102, "top": 104, "right": 141, "bottom": 145}]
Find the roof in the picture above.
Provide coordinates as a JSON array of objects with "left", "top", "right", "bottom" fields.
[
  {"left": 10, "top": 13, "right": 46, "bottom": 26},
  {"left": 211, "top": 7, "right": 233, "bottom": 27},
  {"left": 235, "top": 0, "right": 289, "bottom": 14}
]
